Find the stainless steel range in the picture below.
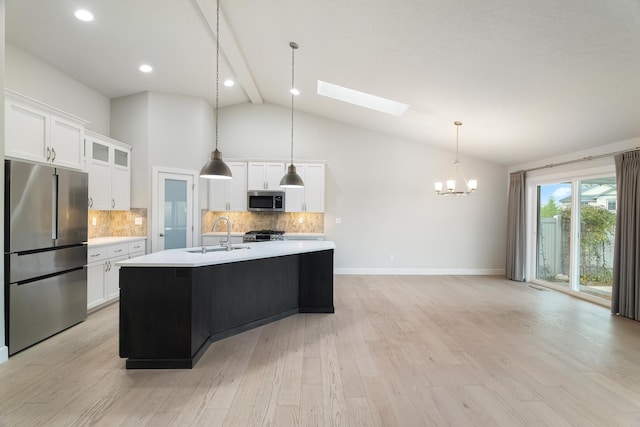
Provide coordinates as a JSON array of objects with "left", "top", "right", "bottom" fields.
[{"left": 243, "top": 230, "right": 285, "bottom": 243}]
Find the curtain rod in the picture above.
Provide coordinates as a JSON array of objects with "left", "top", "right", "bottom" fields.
[{"left": 519, "top": 146, "right": 640, "bottom": 174}]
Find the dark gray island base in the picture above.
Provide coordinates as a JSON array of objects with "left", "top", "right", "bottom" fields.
[{"left": 119, "top": 249, "right": 334, "bottom": 369}]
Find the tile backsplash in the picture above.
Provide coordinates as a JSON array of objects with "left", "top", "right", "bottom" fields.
[
  {"left": 88, "top": 208, "right": 147, "bottom": 239},
  {"left": 202, "top": 211, "right": 324, "bottom": 233},
  {"left": 89, "top": 208, "right": 322, "bottom": 239}
]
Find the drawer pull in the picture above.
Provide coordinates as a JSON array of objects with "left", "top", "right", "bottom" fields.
[
  {"left": 90, "top": 253, "right": 101, "bottom": 258},
  {"left": 114, "top": 249, "right": 123, "bottom": 253}
]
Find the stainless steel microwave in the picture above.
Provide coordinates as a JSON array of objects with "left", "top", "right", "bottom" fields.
[{"left": 247, "top": 190, "right": 285, "bottom": 212}]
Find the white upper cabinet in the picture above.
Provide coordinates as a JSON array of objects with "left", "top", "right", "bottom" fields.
[
  {"left": 86, "top": 130, "right": 132, "bottom": 210},
  {"left": 285, "top": 163, "right": 325, "bottom": 213},
  {"left": 5, "top": 89, "right": 87, "bottom": 170},
  {"left": 247, "top": 162, "right": 285, "bottom": 190},
  {"left": 208, "top": 162, "right": 248, "bottom": 211}
]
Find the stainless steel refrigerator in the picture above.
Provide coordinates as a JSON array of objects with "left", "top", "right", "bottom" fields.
[{"left": 4, "top": 159, "right": 88, "bottom": 355}]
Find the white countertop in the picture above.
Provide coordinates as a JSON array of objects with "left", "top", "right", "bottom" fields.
[
  {"left": 116, "top": 240, "right": 335, "bottom": 268},
  {"left": 88, "top": 236, "right": 147, "bottom": 247}
]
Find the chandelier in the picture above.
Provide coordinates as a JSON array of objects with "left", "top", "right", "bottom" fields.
[{"left": 434, "top": 121, "right": 477, "bottom": 195}]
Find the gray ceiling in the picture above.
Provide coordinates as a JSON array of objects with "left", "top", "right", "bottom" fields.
[{"left": 6, "top": 0, "right": 640, "bottom": 165}]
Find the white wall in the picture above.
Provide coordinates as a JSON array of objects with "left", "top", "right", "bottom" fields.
[
  {"left": 509, "top": 136, "right": 640, "bottom": 177},
  {"left": 111, "top": 91, "right": 213, "bottom": 250},
  {"left": 219, "top": 103, "right": 508, "bottom": 274},
  {"left": 1, "top": 0, "right": 9, "bottom": 364},
  {"left": 111, "top": 92, "right": 150, "bottom": 208},
  {"left": 111, "top": 97, "right": 508, "bottom": 273},
  {"left": 5, "top": 43, "right": 110, "bottom": 135}
]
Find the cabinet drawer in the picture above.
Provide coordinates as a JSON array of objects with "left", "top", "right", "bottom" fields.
[
  {"left": 108, "top": 243, "right": 129, "bottom": 257},
  {"left": 87, "top": 247, "right": 108, "bottom": 262},
  {"left": 128, "top": 240, "right": 145, "bottom": 253},
  {"left": 128, "top": 251, "right": 145, "bottom": 260}
]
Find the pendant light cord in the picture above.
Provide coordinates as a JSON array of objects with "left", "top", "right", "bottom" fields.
[
  {"left": 454, "top": 121, "right": 461, "bottom": 164},
  {"left": 214, "top": 0, "right": 220, "bottom": 151},
  {"left": 290, "top": 42, "right": 297, "bottom": 164}
]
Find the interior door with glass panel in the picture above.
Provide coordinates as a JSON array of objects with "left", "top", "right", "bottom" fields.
[{"left": 157, "top": 172, "right": 194, "bottom": 251}]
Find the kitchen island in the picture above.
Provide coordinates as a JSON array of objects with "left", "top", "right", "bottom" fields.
[{"left": 116, "top": 240, "right": 335, "bottom": 369}]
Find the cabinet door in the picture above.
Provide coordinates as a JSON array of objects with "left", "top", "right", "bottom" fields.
[
  {"left": 87, "top": 140, "right": 112, "bottom": 210},
  {"left": 228, "top": 162, "right": 248, "bottom": 211},
  {"left": 50, "top": 115, "right": 85, "bottom": 170},
  {"left": 87, "top": 262, "right": 107, "bottom": 310},
  {"left": 265, "top": 163, "right": 285, "bottom": 190},
  {"left": 285, "top": 166, "right": 305, "bottom": 212},
  {"left": 208, "top": 178, "right": 228, "bottom": 211},
  {"left": 302, "top": 164, "right": 325, "bottom": 212},
  {"left": 5, "top": 99, "right": 49, "bottom": 163},
  {"left": 247, "top": 162, "right": 284, "bottom": 190},
  {"left": 247, "top": 162, "right": 267, "bottom": 190},
  {"left": 111, "top": 147, "right": 131, "bottom": 210},
  {"left": 106, "top": 255, "right": 127, "bottom": 301},
  {"left": 285, "top": 164, "right": 325, "bottom": 212}
]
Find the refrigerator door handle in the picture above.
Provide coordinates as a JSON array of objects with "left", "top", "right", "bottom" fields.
[{"left": 52, "top": 172, "right": 59, "bottom": 241}]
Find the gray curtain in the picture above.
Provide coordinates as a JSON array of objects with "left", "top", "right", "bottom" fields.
[
  {"left": 506, "top": 171, "right": 526, "bottom": 281},
  {"left": 611, "top": 151, "right": 640, "bottom": 320}
]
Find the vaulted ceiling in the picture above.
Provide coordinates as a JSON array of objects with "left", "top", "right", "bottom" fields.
[{"left": 6, "top": 0, "right": 640, "bottom": 165}]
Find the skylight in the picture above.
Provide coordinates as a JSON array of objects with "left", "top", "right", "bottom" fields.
[{"left": 316, "top": 80, "right": 409, "bottom": 117}]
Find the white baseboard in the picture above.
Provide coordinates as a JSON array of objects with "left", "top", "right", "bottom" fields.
[
  {"left": 334, "top": 268, "right": 505, "bottom": 276},
  {"left": 0, "top": 346, "right": 8, "bottom": 364}
]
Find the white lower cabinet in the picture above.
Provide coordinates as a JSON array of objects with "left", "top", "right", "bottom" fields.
[{"left": 87, "top": 239, "right": 146, "bottom": 310}]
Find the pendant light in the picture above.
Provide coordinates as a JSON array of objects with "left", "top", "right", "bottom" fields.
[
  {"left": 200, "top": 0, "right": 232, "bottom": 180},
  {"left": 435, "top": 121, "right": 477, "bottom": 195},
  {"left": 280, "top": 42, "right": 304, "bottom": 188}
]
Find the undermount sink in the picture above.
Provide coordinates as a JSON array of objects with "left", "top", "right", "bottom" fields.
[{"left": 185, "top": 245, "right": 250, "bottom": 254}]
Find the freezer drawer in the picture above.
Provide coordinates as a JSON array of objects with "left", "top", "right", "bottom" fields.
[
  {"left": 8, "top": 268, "right": 87, "bottom": 355},
  {"left": 8, "top": 244, "right": 87, "bottom": 284}
]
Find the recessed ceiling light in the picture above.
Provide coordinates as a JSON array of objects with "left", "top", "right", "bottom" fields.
[
  {"left": 317, "top": 80, "right": 409, "bottom": 116},
  {"left": 290, "top": 88, "right": 300, "bottom": 96},
  {"left": 74, "top": 9, "right": 94, "bottom": 22},
  {"left": 139, "top": 64, "right": 153, "bottom": 73},
  {"left": 223, "top": 79, "right": 235, "bottom": 87}
]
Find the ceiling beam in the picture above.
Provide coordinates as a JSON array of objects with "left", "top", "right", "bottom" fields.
[{"left": 195, "top": 0, "right": 263, "bottom": 104}]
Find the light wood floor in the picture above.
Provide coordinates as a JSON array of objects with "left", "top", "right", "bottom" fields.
[{"left": 2, "top": 275, "right": 640, "bottom": 426}]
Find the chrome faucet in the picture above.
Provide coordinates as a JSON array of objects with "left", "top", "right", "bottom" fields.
[{"left": 211, "top": 216, "right": 233, "bottom": 251}]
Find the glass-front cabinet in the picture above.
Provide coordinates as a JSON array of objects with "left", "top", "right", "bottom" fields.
[{"left": 86, "top": 130, "right": 131, "bottom": 210}]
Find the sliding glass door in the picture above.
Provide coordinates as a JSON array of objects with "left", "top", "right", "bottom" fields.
[
  {"left": 532, "top": 175, "right": 616, "bottom": 301},
  {"left": 536, "top": 182, "right": 572, "bottom": 289},
  {"left": 577, "top": 178, "right": 616, "bottom": 299}
]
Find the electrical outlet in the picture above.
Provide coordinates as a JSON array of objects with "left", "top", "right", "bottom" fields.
[
  {"left": 298, "top": 217, "right": 304, "bottom": 224},
  {"left": 389, "top": 254, "right": 394, "bottom": 262},
  {"left": 135, "top": 217, "right": 143, "bottom": 225},
  {"left": 91, "top": 217, "right": 97, "bottom": 226},
  {"left": 336, "top": 217, "right": 342, "bottom": 224}
]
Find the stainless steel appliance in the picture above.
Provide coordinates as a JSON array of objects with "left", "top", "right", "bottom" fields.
[
  {"left": 243, "top": 230, "right": 285, "bottom": 243},
  {"left": 4, "top": 159, "right": 88, "bottom": 355},
  {"left": 247, "top": 191, "right": 285, "bottom": 212}
]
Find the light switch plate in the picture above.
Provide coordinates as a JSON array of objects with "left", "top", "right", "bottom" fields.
[{"left": 134, "top": 217, "right": 143, "bottom": 225}]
